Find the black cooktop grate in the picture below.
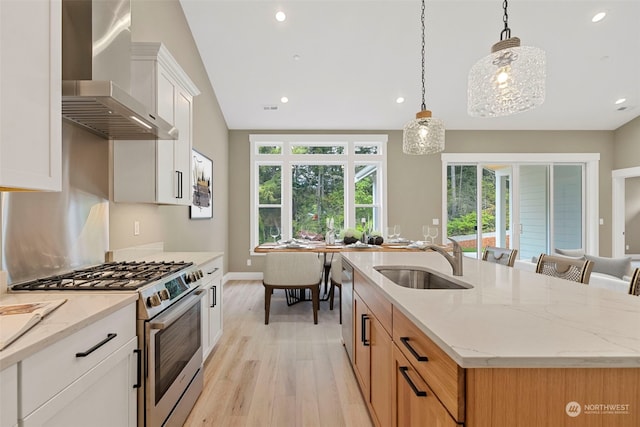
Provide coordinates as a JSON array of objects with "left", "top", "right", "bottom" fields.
[{"left": 11, "top": 261, "right": 193, "bottom": 291}]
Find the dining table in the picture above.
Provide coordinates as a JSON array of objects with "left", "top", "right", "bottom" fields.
[{"left": 254, "top": 240, "right": 427, "bottom": 299}]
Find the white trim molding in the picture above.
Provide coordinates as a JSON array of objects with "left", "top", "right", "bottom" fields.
[{"left": 612, "top": 166, "right": 640, "bottom": 258}]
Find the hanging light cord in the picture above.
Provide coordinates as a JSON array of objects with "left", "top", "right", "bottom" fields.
[
  {"left": 500, "top": 0, "right": 511, "bottom": 40},
  {"left": 420, "top": 0, "right": 426, "bottom": 111}
]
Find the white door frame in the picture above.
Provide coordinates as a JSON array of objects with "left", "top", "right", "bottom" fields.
[{"left": 612, "top": 166, "right": 640, "bottom": 258}]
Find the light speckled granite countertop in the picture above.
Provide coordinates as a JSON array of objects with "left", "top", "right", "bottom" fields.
[{"left": 343, "top": 251, "right": 640, "bottom": 368}]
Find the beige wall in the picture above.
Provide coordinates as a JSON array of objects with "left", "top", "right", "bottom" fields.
[
  {"left": 228, "top": 129, "right": 617, "bottom": 273},
  {"left": 109, "top": 0, "right": 229, "bottom": 270},
  {"left": 613, "top": 115, "right": 640, "bottom": 170}
]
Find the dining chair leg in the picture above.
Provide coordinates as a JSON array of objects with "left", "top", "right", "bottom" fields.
[
  {"left": 311, "top": 285, "right": 319, "bottom": 324},
  {"left": 329, "top": 283, "right": 335, "bottom": 310},
  {"left": 337, "top": 285, "right": 342, "bottom": 324},
  {"left": 264, "top": 285, "right": 272, "bottom": 325}
]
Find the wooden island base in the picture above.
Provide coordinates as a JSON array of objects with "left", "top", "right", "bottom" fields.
[{"left": 466, "top": 368, "right": 640, "bottom": 427}]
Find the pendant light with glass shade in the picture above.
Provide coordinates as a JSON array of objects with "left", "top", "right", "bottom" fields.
[
  {"left": 402, "top": 0, "right": 445, "bottom": 155},
  {"left": 467, "top": 0, "right": 546, "bottom": 117}
]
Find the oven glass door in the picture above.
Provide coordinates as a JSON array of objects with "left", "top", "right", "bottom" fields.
[
  {"left": 147, "top": 290, "right": 203, "bottom": 425},
  {"left": 154, "top": 301, "right": 201, "bottom": 403}
]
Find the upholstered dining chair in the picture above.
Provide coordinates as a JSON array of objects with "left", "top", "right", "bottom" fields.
[
  {"left": 628, "top": 268, "right": 640, "bottom": 296},
  {"left": 535, "top": 254, "right": 594, "bottom": 285},
  {"left": 482, "top": 246, "right": 518, "bottom": 267},
  {"left": 329, "top": 255, "right": 342, "bottom": 324},
  {"left": 262, "top": 252, "right": 323, "bottom": 324}
]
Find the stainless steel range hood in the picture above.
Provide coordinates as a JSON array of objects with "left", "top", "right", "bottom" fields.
[{"left": 61, "top": 0, "right": 177, "bottom": 140}]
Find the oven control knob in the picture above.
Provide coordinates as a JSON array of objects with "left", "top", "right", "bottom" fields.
[
  {"left": 159, "top": 289, "right": 170, "bottom": 300},
  {"left": 196, "top": 270, "right": 203, "bottom": 280},
  {"left": 147, "top": 293, "right": 162, "bottom": 307},
  {"left": 184, "top": 273, "right": 193, "bottom": 284}
]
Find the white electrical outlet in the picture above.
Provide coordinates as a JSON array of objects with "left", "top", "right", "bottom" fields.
[
  {"left": 134, "top": 221, "right": 140, "bottom": 236},
  {"left": 246, "top": 259, "right": 252, "bottom": 266},
  {"left": 432, "top": 218, "right": 439, "bottom": 225},
  {"left": 599, "top": 218, "right": 604, "bottom": 225},
  {"left": 626, "top": 245, "right": 630, "bottom": 250}
]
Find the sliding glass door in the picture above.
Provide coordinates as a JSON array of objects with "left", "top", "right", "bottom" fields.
[{"left": 445, "top": 160, "right": 584, "bottom": 261}]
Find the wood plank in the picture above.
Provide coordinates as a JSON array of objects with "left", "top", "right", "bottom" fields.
[{"left": 184, "top": 280, "right": 372, "bottom": 427}]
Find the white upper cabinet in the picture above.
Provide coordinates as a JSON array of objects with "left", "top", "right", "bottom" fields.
[
  {"left": 0, "top": 0, "right": 62, "bottom": 191},
  {"left": 113, "top": 43, "right": 199, "bottom": 205}
]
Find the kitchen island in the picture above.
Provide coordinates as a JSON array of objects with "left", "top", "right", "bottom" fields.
[{"left": 342, "top": 250, "right": 640, "bottom": 427}]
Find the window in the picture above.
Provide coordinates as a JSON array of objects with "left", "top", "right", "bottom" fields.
[{"left": 250, "top": 135, "right": 387, "bottom": 248}]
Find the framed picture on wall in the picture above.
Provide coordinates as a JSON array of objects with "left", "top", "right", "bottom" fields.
[{"left": 189, "top": 149, "right": 213, "bottom": 219}]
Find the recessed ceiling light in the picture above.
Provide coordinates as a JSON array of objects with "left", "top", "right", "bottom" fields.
[
  {"left": 615, "top": 98, "right": 626, "bottom": 105},
  {"left": 592, "top": 12, "right": 606, "bottom": 23},
  {"left": 293, "top": 54, "right": 301, "bottom": 61},
  {"left": 396, "top": 97, "right": 405, "bottom": 104},
  {"left": 275, "top": 11, "right": 286, "bottom": 22},
  {"left": 280, "top": 96, "right": 289, "bottom": 104}
]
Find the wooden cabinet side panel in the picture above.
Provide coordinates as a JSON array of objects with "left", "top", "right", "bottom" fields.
[
  {"left": 353, "top": 270, "right": 392, "bottom": 335},
  {"left": 466, "top": 368, "right": 640, "bottom": 427}
]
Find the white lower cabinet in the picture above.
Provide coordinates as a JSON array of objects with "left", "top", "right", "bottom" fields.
[
  {"left": 1, "top": 364, "right": 18, "bottom": 427},
  {"left": 20, "top": 303, "right": 138, "bottom": 427},
  {"left": 200, "top": 257, "right": 223, "bottom": 361},
  {"left": 21, "top": 337, "right": 137, "bottom": 427}
]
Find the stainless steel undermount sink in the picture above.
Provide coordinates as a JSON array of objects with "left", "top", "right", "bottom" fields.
[{"left": 374, "top": 266, "right": 473, "bottom": 290}]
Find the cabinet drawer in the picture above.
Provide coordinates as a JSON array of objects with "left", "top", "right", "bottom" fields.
[
  {"left": 392, "top": 308, "right": 464, "bottom": 422},
  {"left": 21, "top": 303, "right": 136, "bottom": 417},
  {"left": 200, "top": 257, "right": 222, "bottom": 279},
  {"left": 354, "top": 270, "right": 392, "bottom": 335},
  {"left": 393, "top": 344, "right": 458, "bottom": 427}
]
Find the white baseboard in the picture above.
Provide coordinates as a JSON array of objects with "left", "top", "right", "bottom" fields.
[{"left": 224, "top": 272, "right": 263, "bottom": 281}]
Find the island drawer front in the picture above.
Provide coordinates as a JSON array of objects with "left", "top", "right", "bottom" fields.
[
  {"left": 21, "top": 303, "right": 136, "bottom": 417},
  {"left": 392, "top": 308, "right": 464, "bottom": 422},
  {"left": 353, "top": 270, "right": 392, "bottom": 335}
]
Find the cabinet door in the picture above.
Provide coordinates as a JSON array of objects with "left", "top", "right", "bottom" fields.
[
  {"left": 370, "top": 314, "right": 392, "bottom": 427},
  {"left": 353, "top": 292, "right": 370, "bottom": 397},
  {"left": 209, "top": 273, "right": 223, "bottom": 345},
  {"left": 0, "top": 0, "right": 61, "bottom": 191},
  {"left": 156, "top": 67, "right": 176, "bottom": 125},
  {"left": 1, "top": 365, "right": 17, "bottom": 427},
  {"left": 22, "top": 337, "right": 138, "bottom": 427},
  {"left": 173, "top": 89, "right": 192, "bottom": 205},
  {"left": 392, "top": 345, "right": 457, "bottom": 427},
  {"left": 201, "top": 259, "right": 223, "bottom": 361}
]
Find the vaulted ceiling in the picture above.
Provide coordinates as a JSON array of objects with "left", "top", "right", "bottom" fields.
[{"left": 180, "top": 0, "right": 640, "bottom": 131}]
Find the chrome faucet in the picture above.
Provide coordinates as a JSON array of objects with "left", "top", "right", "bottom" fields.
[{"left": 423, "top": 238, "right": 463, "bottom": 276}]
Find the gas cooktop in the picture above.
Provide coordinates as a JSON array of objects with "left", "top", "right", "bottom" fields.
[{"left": 10, "top": 261, "right": 193, "bottom": 291}]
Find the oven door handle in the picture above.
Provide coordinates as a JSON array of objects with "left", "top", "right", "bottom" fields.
[{"left": 149, "top": 290, "right": 205, "bottom": 330}]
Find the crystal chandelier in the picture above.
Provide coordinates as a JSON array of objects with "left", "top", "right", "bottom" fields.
[
  {"left": 402, "top": 0, "right": 445, "bottom": 155},
  {"left": 467, "top": 0, "right": 546, "bottom": 117}
]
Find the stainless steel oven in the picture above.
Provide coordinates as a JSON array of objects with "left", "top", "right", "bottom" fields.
[{"left": 143, "top": 287, "right": 204, "bottom": 427}]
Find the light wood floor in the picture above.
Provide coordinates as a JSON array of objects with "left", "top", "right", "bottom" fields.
[{"left": 184, "top": 280, "right": 373, "bottom": 427}]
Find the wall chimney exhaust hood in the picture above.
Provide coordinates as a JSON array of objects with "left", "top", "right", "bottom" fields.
[
  {"left": 61, "top": 0, "right": 177, "bottom": 140},
  {"left": 62, "top": 80, "right": 178, "bottom": 140}
]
